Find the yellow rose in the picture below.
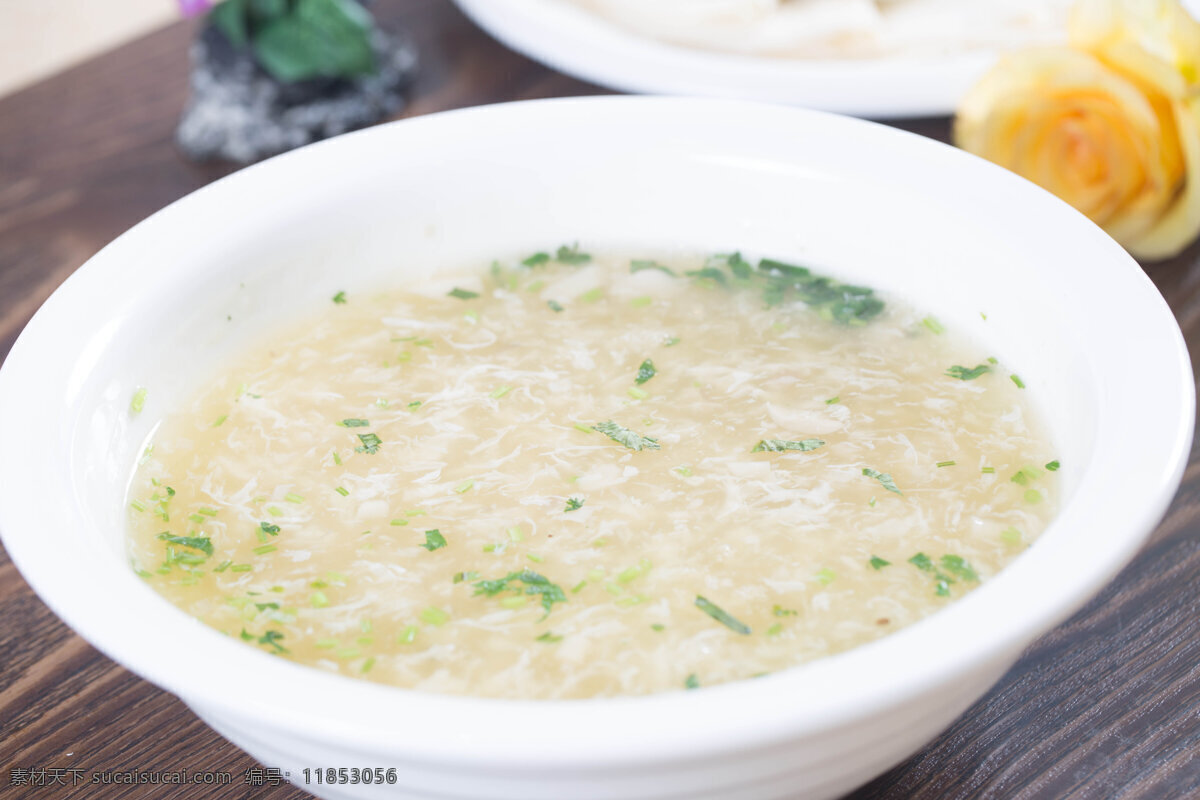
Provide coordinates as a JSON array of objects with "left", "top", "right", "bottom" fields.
[{"left": 954, "top": 0, "right": 1200, "bottom": 260}]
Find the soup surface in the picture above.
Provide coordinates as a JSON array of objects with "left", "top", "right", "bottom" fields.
[{"left": 126, "top": 249, "right": 1058, "bottom": 698}]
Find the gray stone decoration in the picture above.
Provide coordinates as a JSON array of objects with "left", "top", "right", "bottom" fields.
[{"left": 176, "top": 22, "right": 417, "bottom": 164}]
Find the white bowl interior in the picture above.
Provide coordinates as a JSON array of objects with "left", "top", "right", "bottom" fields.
[{"left": 0, "top": 98, "right": 1191, "bottom": 782}]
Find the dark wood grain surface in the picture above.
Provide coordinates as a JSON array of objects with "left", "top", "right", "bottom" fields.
[{"left": 2, "top": 2, "right": 1199, "bottom": 798}]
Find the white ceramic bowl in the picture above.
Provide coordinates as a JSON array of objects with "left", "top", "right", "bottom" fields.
[
  {"left": 452, "top": 0, "right": 1040, "bottom": 118},
  {"left": 0, "top": 97, "right": 1192, "bottom": 800}
]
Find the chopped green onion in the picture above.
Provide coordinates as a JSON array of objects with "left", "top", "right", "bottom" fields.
[
  {"left": 578, "top": 288, "right": 604, "bottom": 303},
  {"left": 1011, "top": 374, "right": 1026, "bottom": 389},
  {"left": 507, "top": 526, "right": 525, "bottom": 542},
  {"left": 420, "top": 607, "right": 450, "bottom": 626},
  {"left": 982, "top": 467, "right": 996, "bottom": 474},
  {"left": 310, "top": 591, "right": 329, "bottom": 608},
  {"left": 536, "top": 631, "right": 562, "bottom": 643},
  {"left": 253, "top": 544, "right": 277, "bottom": 555},
  {"left": 389, "top": 518, "right": 408, "bottom": 526},
  {"left": 448, "top": 287, "right": 479, "bottom": 300},
  {"left": 1000, "top": 527, "right": 1022, "bottom": 544},
  {"left": 212, "top": 414, "right": 228, "bottom": 428},
  {"left": 627, "top": 387, "right": 648, "bottom": 400},
  {"left": 354, "top": 433, "right": 382, "bottom": 454},
  {"left": 936, "top": 460, "right": 957, "bottom": 468},
  {"left": 922, "top": 316, "right": 945, "bottom": 335},
  {"left": 490, "top": 385, "right": 512, "bottom": 399},
  {"left": 130, "top": 387, "right": 148, "bottom": 414},
  {"left": 1024, "top": 489, "right": 1043, "bottom": 504},
  {"left": 284, "top": 493, "right": 304, "bottom": 504},
  {"left": 130, "top": 500, "right": 147, "bottom": 513},
  {"left": 630, "top": 296, "right": 653, "bottom": 308},
  {"left": 527, "top": 553, "right": 544, "bottom": 563},
  {"left": 1045, "top": 460, "right": 1061, "bottom": 471},
  {"left": 684, "top": 674, "right": 701, "bottom": 690},
  {"left": 814, "top": 568, "right": 836, "bottom": 585},
  {"left": 340, "top": 418, "right": 370, "bottom": 428},
  {"left": 826, "top": 397, "right": 840, "bottom": 405},
  {"left": 635, "top": 359, "right": 657, "bottom": 385},
  {"left": 398, "top": 625, "right": 418, "bottom": 644},
  {"left": 335, "top": 486, "right": 349, "bottom": 497},
  {"left": 694, "top": 595, "right": 751, "bottom": 635},
  {"left": 523, "top": 252, "right": 550, "bottom": 267},
  {"left": 547, "top": 299, "right": 565, "bottom": 312},
  {"left": 455, "top": 480, "right": 475, "bottom": 494}
]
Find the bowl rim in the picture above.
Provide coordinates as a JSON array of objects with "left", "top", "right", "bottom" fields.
[
  {"left": 0, "top": 95, "right": 1192, "bottom": 766},
  {"left": 452, "top": 0, "right": 1026, "bottom": 118}
]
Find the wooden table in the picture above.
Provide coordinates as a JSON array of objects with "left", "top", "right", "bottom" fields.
[{"left": 2, "top": 2, "right": 1199, "bottom": 797}]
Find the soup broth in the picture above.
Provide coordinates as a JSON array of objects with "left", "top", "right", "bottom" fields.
[{"left": 126, "top": 249, "right": 1058, "bottom": 698}]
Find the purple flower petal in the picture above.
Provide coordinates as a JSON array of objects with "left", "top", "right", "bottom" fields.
[{"left": 178, "top": 0, "right": 213, "bottom": 17}]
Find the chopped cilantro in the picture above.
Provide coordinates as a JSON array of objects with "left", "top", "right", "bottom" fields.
[
  {"left": 355, "top": 432, "right": 382, "bottom": 454},
  {"left": 635, "top": 359, "right": 657, "bottom": 385},
  {"left": 420, "top": 529, "right": 447, "bottom": 551},
  {"left": 523, "top": 252, "right": 550, "bottom": 267},
  {"left": 1046, "top": 460, "right": 1061, "bottom": 471},
  {"left": 472, "top": 569, "right": 567, "bottom": 613},
  {"left": 156, "top": 533, "right": 213, "bottom": 556},
  {"left": 752, "top": 439, "right": 825, "bottom": 453},
  {"left": 694, "top": 595, "right": 751, "bottom": 635},
  {"left": 685, "top": 267, "right": 728, "bottom": 285},
  {"left": 869, "top": 556, "right": 891, "bottom": 570},
  {"left": 592, "top": 420, "right": 660, "bottom": 451},
  {"left": 257, "top": 630, "right": 287, "bottom": 653},
  {"left": 448, "top": 288, "right": 479, "bottom": 300},
  {"left": 940, "top": 555, "right": 979, "bottom": 582},
  {"left": 547, "top": 299, "right": 564, "bottom": 312},
  {"left": 862, "top": 468, "right": 902, "bottom": 495},
  {"left": 259, "top": 521, "right": 280, "bottom": 536},
  {"left": 340, "top": 418, "right": 370, "bottom": 428},
  {"left": 564, "top": 497, "right": 585, "bottom": 512},
  {"left": 684, "top": 673, "right": 700, "bottom": 690},
  {"left": 555, "top": 243, "right": 591, "bottom": 264},
  {"left": 332, "top": 291, "right": 347, "bottom": 304},
  {"left": 945, "top": 364, "right": 991, "bottom": 380}
]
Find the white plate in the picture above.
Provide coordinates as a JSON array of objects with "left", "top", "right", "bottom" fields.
[{"left": 454, "top": 0, "right": 1040, "bottom": 118}]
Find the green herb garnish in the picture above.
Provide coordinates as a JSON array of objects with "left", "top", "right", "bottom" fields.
[
  {"left": 355, "top": 432, "right": 382, "bottom": 454},
  {"left": 592, "top": 420, "right": 660, "bottom": 451},
  {"left": 156, "top": 533, "right": 213, "bottom": 556},
  {"left": 936, "top": 460, "right": 957, "bottom": 468},
  {"left": 523, "top": 252, "right": 550, "bottom": 267},
  {"left": 332, "top": 291, "right": 347, "bottom": 304},
  {"left": 862, "top": 468, "right": 902, "bottom": 495},
  {"left": 694, "top": 595, "right": 751, "bottom": 635},
  {"left": 1011, "top": 374, "right": 1026, "bottom": 389},
  {"left": 536, "top": 631, "right": 563, "bottom": 643},
  {"left": 340, "top": 418, "right": 370, "bottom": 428},
  {"left": 260, "top": 521, "right": 280, "bottom": 536},
  {"left": 448, "top": 288, "right": 479, "bottom": 300},
  {"left": 555, "top": 243, "right": 591, "bottom": 265},
  {"left": 939, "top": 555, "right": 979, "bottom": 582},
  {"left": 130, "top": 387, "right": 148, "bottom": 414},
  {"left": 684, "top": 673, "right": 701, "bottom": 690},
  {"left": 473, "top": 569, "right": 567, "bottom": 613},
  {"left": 564, "top": 497, "right": 585, "bottom": 512},
  {"left": 869, "top": 556, "right": 891, "bottom": 570},
  {"left": 1046, "top": 460, "right": 1060, "bottom": 471},
  {"left": 752, "top": 439, "right": 825, "bottom": 453},
  {"left": 635, "top": 359, "right": 656, "bottom": 385},
  {"left": 945, "top": 364, "right": 991, "bottom": 380},
  {"left": 547, "top": 299, "right": 564, "bottom": 312},
  {"left": 256, "top": 630, "right": 287, "bottom": 653},
  {"left": 421, "top": 529, "right": 447, "bottom": 551}
]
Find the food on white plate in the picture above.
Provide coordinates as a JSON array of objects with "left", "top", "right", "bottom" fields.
[{"left": 565, "top": 0, "right": 1075, "bottom": 59}]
